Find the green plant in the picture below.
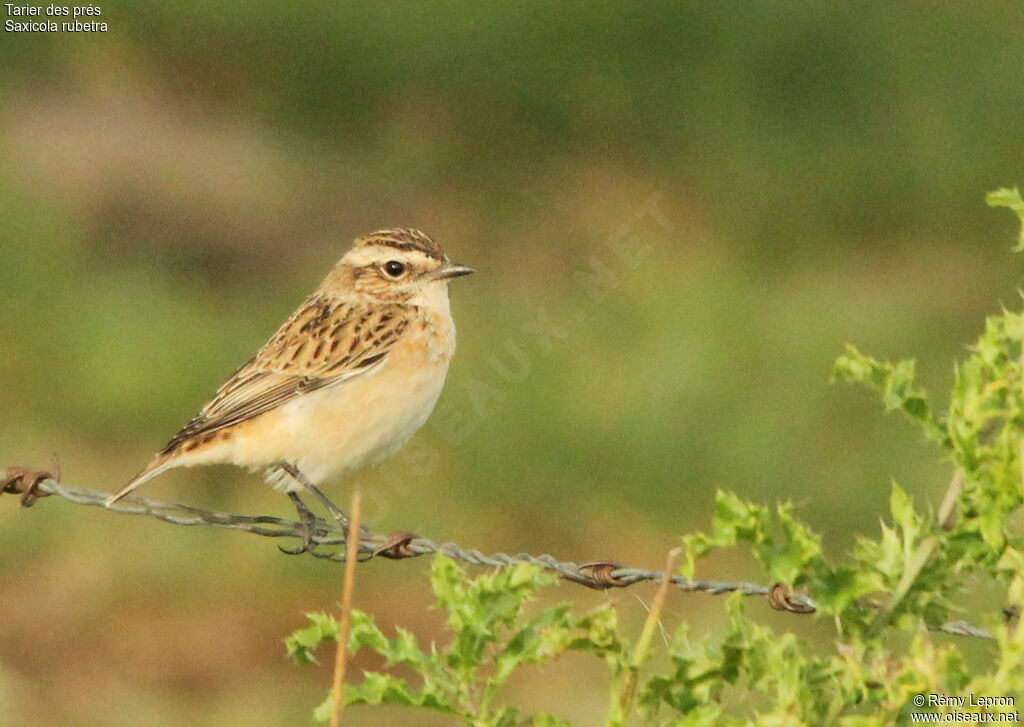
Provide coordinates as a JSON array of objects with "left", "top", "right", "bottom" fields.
[
  {"left": 287, "top": 190, "right": 1024, "bottom": 725},
  {"left": 287, "top": 558, "right": 623, "bottom": 726}
]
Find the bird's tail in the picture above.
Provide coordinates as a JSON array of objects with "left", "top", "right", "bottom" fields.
[{"left": 105, "top": 455, "right": 177, "bottom": 506}]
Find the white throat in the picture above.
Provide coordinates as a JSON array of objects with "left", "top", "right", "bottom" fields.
[{"left": 409, "top": 280, "right": 453, "bottom": 313}]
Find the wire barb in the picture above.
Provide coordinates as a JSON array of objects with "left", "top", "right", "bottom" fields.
[{"left": 2, "top": 476, "right": 994, "bottom": 637}]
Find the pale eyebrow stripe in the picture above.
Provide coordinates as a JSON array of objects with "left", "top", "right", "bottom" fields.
[{"left": 369, "top": 239, "right": 444, "bottom": 261}]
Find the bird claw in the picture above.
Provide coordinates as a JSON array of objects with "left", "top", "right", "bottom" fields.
[
  {"left": 278, "top": 522, "right": 320, "bottom": 555},
  {"left": 280, "top": 490, "right": 325, "bottom": 555},
  {"left": 2, "top": 460, "right": 60, "bottom": 507},
  {"left": 278, "top": 541, "right": 315, "bottom": 556}
]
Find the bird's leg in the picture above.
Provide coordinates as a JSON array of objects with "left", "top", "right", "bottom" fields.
[
  {"left": 304, "top": 482, "right": 373, "bottom": 538},
  {"left": 279, "top": 491, "right": 322, "bottom": 555},
  {"left": 276, "top": 462, "right": 370, "bottom": 538}
]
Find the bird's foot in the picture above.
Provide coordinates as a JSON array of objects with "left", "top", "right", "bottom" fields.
[
  {"left": 279, "top": 491, "right": 325, "bottom": 555},
  {"left": 272, "top": 462, "right": 371, "bottom": 541},
  {"left": 2, "top": 459, "right": 60, "bottom": 507}
]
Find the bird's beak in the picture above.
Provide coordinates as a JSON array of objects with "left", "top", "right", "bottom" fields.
[{"left": 435, "top": 263, "right": 475, "bottom": 280}]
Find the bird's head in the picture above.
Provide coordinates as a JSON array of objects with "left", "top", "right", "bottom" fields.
[{"left": 331, "top": 228, "right": 473, "bottom": 305}]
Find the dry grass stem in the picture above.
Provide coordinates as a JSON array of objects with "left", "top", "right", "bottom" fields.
[{"left": 329, "top": 491, "right": 363, "bottom": 727}]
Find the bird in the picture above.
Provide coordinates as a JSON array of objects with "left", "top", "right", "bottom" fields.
[{"left": 105, "top": 228, "right": 473, "bottom": 548}]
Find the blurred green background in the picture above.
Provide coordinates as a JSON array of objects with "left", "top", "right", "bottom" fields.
[{"left": 2, "top": 2, "right": 1024, "bottom": 724}]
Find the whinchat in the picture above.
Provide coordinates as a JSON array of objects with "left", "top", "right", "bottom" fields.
[{"left": 106, "top": 228, "right": 472, "bottom": 539}]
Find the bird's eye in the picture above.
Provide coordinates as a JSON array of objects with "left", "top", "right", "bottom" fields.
[{"left": 383, "top": 260, "right": 406, "bottom": 278}]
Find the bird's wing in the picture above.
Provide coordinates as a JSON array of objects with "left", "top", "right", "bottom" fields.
[{"left": 160, "top": 295, "right": 411, "bottom": 455}]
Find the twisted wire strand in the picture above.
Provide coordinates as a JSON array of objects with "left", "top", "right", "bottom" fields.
[
  {"left": 5, "top": 479, "right": 996, "bottom": 637},
  {"left": 19, "top": 481, "right": 809, "bottom": 603}
]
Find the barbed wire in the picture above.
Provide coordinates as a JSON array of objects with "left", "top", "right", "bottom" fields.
[{"left": 0, "top": 470, "right": 999, "bottom": 638}]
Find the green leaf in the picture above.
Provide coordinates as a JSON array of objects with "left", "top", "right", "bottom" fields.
[
  {"left": 811, "top": 566, "right": 879, "bottom": 615},
  {"left": 345, "top": 671, "right": 457, "bottom": 712},
  {"left": 491, "top": 605, "right": 573, "bottom": 685},
  {"left": 833, "top": 346, "right": 943, "bottom": 442},
  {"left": 312, "top": 694, "right": 333, "bottom": 723},
  {"left": 760, "top": 502, "right": 823, "bottom": 585},
  {"left": 285, "top": 612, "right": 340, "bottom": 665},
  {"left": 889, "top": 484, "right": 919, "bottom": 537},
  {"left": 986, "top": 187, "right": 1024, "bottom": 251},
  {"left": 348, "top": 610, "right": 388, "bottom": 654}
]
